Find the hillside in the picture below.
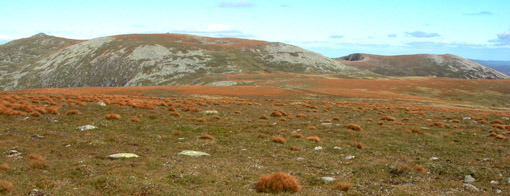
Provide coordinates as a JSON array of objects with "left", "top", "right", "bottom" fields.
[
  {"left": 336, "top": 53, "right": 508, "bottom": 79},
  {"left": 0, "top": 33, "right": 366, "bottom": 90}
]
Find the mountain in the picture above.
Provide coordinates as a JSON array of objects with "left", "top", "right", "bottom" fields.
[
  {"left": 0, "top": 33, "right": 367, "bottom": 90},
  {"left": 473, "top": 59, "right": 510, "bottom": 76},
  {"left": 335, "top": 53, "right": 508, "bottom": 79}
]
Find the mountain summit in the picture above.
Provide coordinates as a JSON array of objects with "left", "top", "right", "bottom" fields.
[
  {"left": 0, "top": 33, "right": 365, "bottom": 90},
  {"left": 336, "top": 53, "right": 508, "bottom": 79}
]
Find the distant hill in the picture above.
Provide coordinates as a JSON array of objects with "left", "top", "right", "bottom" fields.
[
  {"left": 473, "top": 60, "right": 510, "bottom": 76},
  {"left": 335, "top": 53, "right": 508, "bottom": 79},
  {"left": 0, "top": 33, "right": 367, "bottom": 90}
]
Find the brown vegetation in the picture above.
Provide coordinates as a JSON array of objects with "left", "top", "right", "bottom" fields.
[
  {"left": 306, "top": 136, "right": 321, "bottom": 142},
  {"left": 106, "top": 113, "right": 121, "bottom": 120},
  {"left": 347, "top": 124, "right": 362, "bottom": 131},
  {"left": 199, "top": 134, "right": 215, "bottom": 140},
  {"left": 65, "top": 109, "right": 80, "bottom": 115},
  {"left": 335, "top": 182, "right": 350, "bottom": 191},
  {"left": 256, "top": 172, "right": 301, "bottom": 193},
  {"left": 272, "top": 136, "right": 286, "bottom": 144},
  {"left": 28, "top": 153, "right": 48, "bottom": 169},
  {"left": 0, "top": 179, "right": 13, "bottom": 193}
]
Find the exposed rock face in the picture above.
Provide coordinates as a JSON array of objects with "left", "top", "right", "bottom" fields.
[
  {"left": 336, "top": 53, "right": 508, "bottom": 79},
  {"left": 341, "top": 53, "right": 366, "bottom": 61},
  {"left": 0, "top": 33, "right": 366, "bottom": 90}
]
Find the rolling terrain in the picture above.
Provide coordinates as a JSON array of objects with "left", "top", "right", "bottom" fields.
[
  {"left": 336, "top": 53, "right": 508, "bottom": 79},
  {"left": 0, "top": 33, "right": 366, "bottom": 90},
  {"left": 1, "top": 74, "right": 509, "bottom": 195}
]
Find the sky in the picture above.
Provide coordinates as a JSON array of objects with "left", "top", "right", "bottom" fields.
[{"left": 1, "top": 0, "right": 510, "bottom": 60}]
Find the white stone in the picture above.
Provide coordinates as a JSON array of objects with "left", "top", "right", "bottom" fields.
[
  {"left": 320, "top": 177, "right": 336, "bottom": 182},
  {"left": 491, "top": 180, "right": 499, "bottom": 185},
  {"left": 464, "top": 175, "right": 476, "bottom": 183},
  {"left": 430, "top": 157, "right": 439, "bottom": 161},
  {"left": 178, "top": 150, "right": 210, "bottom": 157},
  {"left": 462, "top": 183, "right": 480, "bottom": 192},
  {"left": 76, "top": 125, "right": 97, "bottom": 131},
  {"left": 97, "top": 102, "right": 106, "bottom": 106},
  {"left": 108, "top": 153, "right": 139, "bottom": 158},
  {"left": 314, "top": 146, "right": 323, "bottom": 151},
  {"left": 296, "top": 157, "right": 305, "bottom": 160},
  {"left": 344, "top": 155, "right": 355, "bottom": 160}
]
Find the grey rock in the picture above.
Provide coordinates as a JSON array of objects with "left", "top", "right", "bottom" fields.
[
  {"left": 5, "top": 149, "right": 21, "bottom": 157},
  {"left": 344, "top": 155, "right": 355, "bottom": 160},
  {"left": 491, "top": 180, "right": 499, "bottom": 185},
  {"left": 464, "top": 175, "right": 476, "bottom": 183},
  {"left": 462, "top": 183, "right": 480, "bottom": 192},
  {"left": 28, "top": 189, "right": 45, "bottom": 196},
  {"left": 178, "top": 150, "right": 210, "bottom": 157},
  {"left": 31, "top": 134, "right": 45, "bottom": 139}
]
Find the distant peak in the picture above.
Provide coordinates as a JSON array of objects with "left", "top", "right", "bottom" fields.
[
  {"left": 31, "top": 33, "right": 49, "bottom": 38},
  {"left": 340, "top": 53, "right": 367, "bottom": 61}
]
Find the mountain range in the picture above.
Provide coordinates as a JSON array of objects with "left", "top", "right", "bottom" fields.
[{"left": 0, "top": 33, "right": 507, "bottom": 90}]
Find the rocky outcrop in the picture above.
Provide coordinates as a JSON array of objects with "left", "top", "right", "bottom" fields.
[
  {"left": 0, "top": 33, "right": 367, "bottom": 90},
  {"left": 336, "top": 53, "right": 508, "bottom": 79}
]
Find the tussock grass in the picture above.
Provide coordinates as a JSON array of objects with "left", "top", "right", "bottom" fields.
[{"left": 256, "top": 172, "right": 301, "bottom": 193}]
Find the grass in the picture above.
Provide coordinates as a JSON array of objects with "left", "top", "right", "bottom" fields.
[{"left": 0, "top": 82, "right": 509, "bottom": 195}]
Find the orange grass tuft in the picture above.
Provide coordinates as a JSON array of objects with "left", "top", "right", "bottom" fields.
[
  {"left": 105, "top": 113, "right": 121, "bottom": 120},
  {"left": 272, "top": 136, "right": 286, "bottom": 144},
  {"left": 414, "top": 165, "right": 427, "bottom": 173},
  {"left": 199, "top": 134, "right": 215, "bottom": 140},
  {"left": 295, "top": 113, "right": 307, "bottom": 118},
  {"left": 347, "top": 124, "right": 362, "bottom": 131},
  {"left": 0, "top": 179, "right": 13, "bottom": 193},
  {"left": 256, "top": 172, "right": 301, "bottom": 193},
  {"left": 28, "top": 154, "right": 48, "bottom": 169},
  {"left": 131, "top": 117, "right": 140, "bottom": 122},
  {"left": 0, "top": 163, "right": 9, "bottom": 170},
  {"left": 380, "top": 116, "right": 396, "bottom": 121},
  {"left": 271, "top": 110, "right": 283, "bottom": 117},
  {"left": 259, "top": 114, "right": 268, "bottom": 120},
  {"left": 335, "top": 182, "right": 351, "bottom": 191},
  {"left": 64, "top": 109, "right": 80, "bottom": 116},
  {"left": 306, "top": 136, "right": 321, "bottom": 142},
  {"left": 353, "top": 141, "right": 364, "bottom": 149},
  {"left": 290, "top": 132, "right": 303, "bottom": 138},
  {"left": 333, "top": 116, "right": 341, "bottom": 121},
  {"left": 196, "top": 117, "right": 206, "bottom": 123},
  {"left": 309, "top": 126, "right": 316, "bottom": 130}
]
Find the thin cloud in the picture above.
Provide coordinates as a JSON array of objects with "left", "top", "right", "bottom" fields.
[
  {"left": 489, "top": 29, "right": 510, "bottom": 46},
  {"left": 464, "top": 11, "right": 493, "bottom": 16},
  {"left": 406, "top": 31, "right": 440, "bottom": 38},
  {"left": 405, "top": 41, "right": 484, "bottom": 48},
  {"left": 387, "top": 34, "right": 397, "bottom": 38},
  {"left": 329, "top": 35, "right": 344, "bottom": 39},
  {"left": 219, "top": 1, "right": 253, "bottom": 8}
]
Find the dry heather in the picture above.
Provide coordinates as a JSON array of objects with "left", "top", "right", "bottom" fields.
[
  {"left": 0, "top": 179, "right": 13, "bottom": 193},
  {"left": 256, "top": 172, "right": 301, "bottom": 193},
  {"left": 0, "top": 163, "right": 9, "bottom": 170},
  {"left": 347, "top": 123, "right": 362, "bottom": 131},
  {"left": 105, "top": 113, "right": 121, "bottom": 120},
  {"left": 199, "top": 134, "right": 215, "bottom": 140},
  {"left": 305, "top": 136, "right": 321, "bottom": 142},
  {"left": 64, "top": 109, "right": 80, "bottom": 115},
  {"left": 290, "top": 132, "right": 303, "bottom": 138},
  {"left": 272, "top": 137, "right": 286, "bottom": 144},
  {"left": 28, "top": 154, "right": 48, "bottom": 169},
  {"left": 335, "top": 182, "right": 350, "bottom": 191}
]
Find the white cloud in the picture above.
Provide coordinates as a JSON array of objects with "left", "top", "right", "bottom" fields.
[
  {"left": 219, "top": 1, "right": 253, "bottom": 8},
  {"left": 489, "top": 29, "right": 510, "bottom": 46}
]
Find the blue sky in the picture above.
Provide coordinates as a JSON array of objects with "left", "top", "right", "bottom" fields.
[{"left": 1, "top": 0, "right": 510, "bottom": 60}]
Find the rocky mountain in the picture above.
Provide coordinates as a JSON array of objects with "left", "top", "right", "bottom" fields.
[
  {"left": 0, "top": 33, "right": 366, "bottom": 90},
  {"left": 336, "top": 53, "right": 508, "bottom": 79}
]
